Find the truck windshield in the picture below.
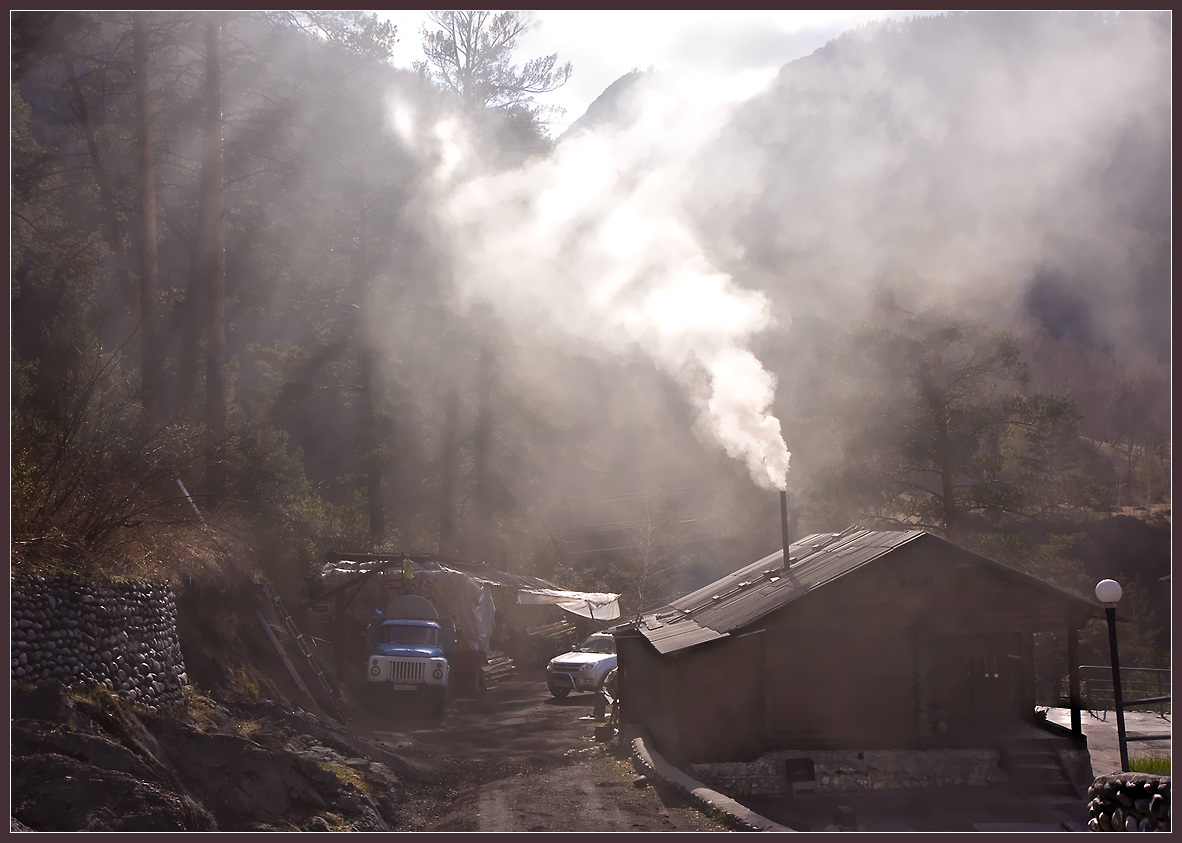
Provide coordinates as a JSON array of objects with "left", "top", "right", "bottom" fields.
[
  {"left": 381, "top": 625, "right": 439, "bottom": 646},
  {"left": 577, "top": 637, "right": 615, "bottom": 654}
]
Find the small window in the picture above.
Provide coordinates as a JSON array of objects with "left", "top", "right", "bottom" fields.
[{"left": 381, "top": 625, "right": 439, "bottom": 646}]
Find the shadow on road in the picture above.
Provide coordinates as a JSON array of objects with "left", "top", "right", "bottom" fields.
[{"left": 544, "top": 695, "right": 597, "bottom": 708}]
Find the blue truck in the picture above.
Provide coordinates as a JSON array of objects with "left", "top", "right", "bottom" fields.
[{"left": 364, "top": 595, "right": 455, "bottom": 717}]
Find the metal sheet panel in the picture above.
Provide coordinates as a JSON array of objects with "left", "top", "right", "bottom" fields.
[
  {"left": 650, "top": 530, "right": 925, "bottom": 650},
  {"left": 638, "top": 614, "right": 728, "bottom": 654}
]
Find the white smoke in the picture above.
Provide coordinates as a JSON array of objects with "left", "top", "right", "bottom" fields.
[{"left": 388, "top": 76, "right": 792, "bottom": 490}]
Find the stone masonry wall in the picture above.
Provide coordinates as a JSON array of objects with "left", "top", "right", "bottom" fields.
[
  {"left": 11, "top": 575, "right": 188, "bottom": 711},
  {"left": 691, "top": 749, "right": 1007, "bottom": 797},
  {"left": 1088, "top": 773, "right": 1170, "bottom": 832}
]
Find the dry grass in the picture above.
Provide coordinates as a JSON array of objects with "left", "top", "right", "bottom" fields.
[
  {"left": 236, "top": 720, "right": 265, "bottom": 741},
  {"left": 225, "top": 665, "right": 268, "bottom": 702},
  {"left": 316, "top": 761, "right": 380, "bottom": 799},
  {"left": 12, "top": 507, "right": 256, "bottom": 586}
]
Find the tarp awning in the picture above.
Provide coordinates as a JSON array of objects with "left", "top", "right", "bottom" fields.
[
  {"left": 319, "top": 553, "right": 621, "bottom": 624},
  {"left": 516, "top": 588, "right": 621, "bottom": 620}
]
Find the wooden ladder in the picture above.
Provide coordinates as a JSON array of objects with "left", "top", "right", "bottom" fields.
[{"left": 260, "top": 581, "right": 347, "bottom": 723}]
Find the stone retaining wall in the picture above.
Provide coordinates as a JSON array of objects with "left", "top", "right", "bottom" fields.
[
  {"left": 625, "top": 726, "right": 792, "bottom": 831},
  {"left": 691, "top": 749, "right": 1007, "bottom": 797},
  {"left": 11, "top": 575, "right": 188, "bottom": 711},
  {"left": 1087, "top": 773, "right": 1170, "bottom": 832}
]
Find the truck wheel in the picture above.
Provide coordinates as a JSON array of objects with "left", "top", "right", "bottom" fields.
[
  {"left": 361, "top": 685, "right": 385, "bottom": 715},
  {"left": 429, "top": 687, "right": 447, "bottom": 718},
  {"left": 549, "top": 686, "right": 570, "bottom": 699}
]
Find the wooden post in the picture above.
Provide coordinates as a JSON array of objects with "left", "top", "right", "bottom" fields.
[
  {"left": 1067, "top": 626, "right": 1082, "bottom": 737},
  {"left": 1020, "top": 633, "right": 1035, "bottom": 719}
]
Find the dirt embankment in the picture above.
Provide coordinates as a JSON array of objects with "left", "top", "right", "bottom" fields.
[
  {"left": 11, "top": 571, "right": 725, "bottom": 832},
  {"left": 11, "top": 682, "right": 420, "bottom": 831},
  {"left": 11, "top": 674, "right": 728, "bottom": 832}
]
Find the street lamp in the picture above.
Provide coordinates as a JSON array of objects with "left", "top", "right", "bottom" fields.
[{"left": 1095, "top": 578, "right": 1129, "bottom": 772}]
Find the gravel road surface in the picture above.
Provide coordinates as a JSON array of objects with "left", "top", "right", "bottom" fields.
[{"left": 352, "top": 669, "right": 727, "bottom": 832}]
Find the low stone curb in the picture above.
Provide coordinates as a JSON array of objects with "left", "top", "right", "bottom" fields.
[{"left": 624, "top": 726, "right": 794, "bottom": 832}]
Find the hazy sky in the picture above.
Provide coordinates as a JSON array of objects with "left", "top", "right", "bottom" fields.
[{"left": 376, "top": 10, "right": 937, "bottom": 131}]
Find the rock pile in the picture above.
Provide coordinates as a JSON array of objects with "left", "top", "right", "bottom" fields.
[
  {"left": 1088, "top": 773, "right": 1171, "bottom": 832},
  {"left": 11, "top": 575, "right": 188, "bottom": 711}
]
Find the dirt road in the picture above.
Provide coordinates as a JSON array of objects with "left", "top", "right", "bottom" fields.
[{"left": 352, "top": 670, "right": 727, "bottom": 832}]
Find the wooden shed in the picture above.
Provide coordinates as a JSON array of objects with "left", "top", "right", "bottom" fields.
[{"left": 613, "top": 528, "right": 1104, "bottom": 764}]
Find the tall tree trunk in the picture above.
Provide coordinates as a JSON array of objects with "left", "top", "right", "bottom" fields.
[
  {"left": 63, "top": 57, "right": 135, "bottom": 310},
  {"left": 133, "top": 12, "right": 160, "bottom": 428},
  {"left": 200, "top": 14, "right": 226, "bottom": 499},
  {"left": 353, "top": 196, "right": 385, "bottom": 546},
  {"left": 360, "top": 345, "right": 385, "bottom": 546},
  {"left": 174, "top": 217, "right": 206, "bottom": 417},
  {"left": 1145, "top": 445, "right": 1152, "bottom": 513},
  {"left": 438, "top": 387, "right": 460, "bottom": 556},
  {"left": 471, "top": 346, "right": 494, "bottom": 559},
  {"left": 931, "top": 357, "right": 957, "bottom": 542},
  {"left": 939, "top": 436, "right": 957, "bottom": 542},
  {"left": 1125, "top": 431, "right": 1137, "bottom": 505}
]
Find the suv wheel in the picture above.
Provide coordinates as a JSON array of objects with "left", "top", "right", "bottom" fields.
[{"left": 549, "top": 686, "right": 570, "bottom": 699}]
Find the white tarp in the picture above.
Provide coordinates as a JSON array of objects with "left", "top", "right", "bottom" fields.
[
  {"left": 516, "top": 588, "right": 621, "bottom": 621},
  {"left": 321, "top": 561, "right": 496, "bottom": 652},
  {"left": 417, "top": 567, "right": 495, "bottom": 653},
  {"left": 320, "top": 557, "right": 620, "bottom": 644}
]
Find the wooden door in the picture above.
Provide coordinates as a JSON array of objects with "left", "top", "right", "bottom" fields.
[
  {"left": 931, "top": 633, "right": 1023, "bottom": 745},
  {"left": 970, "top": 633, "right": 1024, "bottom": 727}
]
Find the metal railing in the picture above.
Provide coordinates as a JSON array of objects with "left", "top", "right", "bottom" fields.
[{"left": 1079, "top": 665, "right": 1170, "bottom": 720}]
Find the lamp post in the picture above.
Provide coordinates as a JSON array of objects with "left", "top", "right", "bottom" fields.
[{"left": 1095, "top": 578, "right": 1129, "bottom": 772}]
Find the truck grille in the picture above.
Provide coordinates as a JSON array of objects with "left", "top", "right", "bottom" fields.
[{"left": 389, "top": 659, "right": 425, "bottom": 681}]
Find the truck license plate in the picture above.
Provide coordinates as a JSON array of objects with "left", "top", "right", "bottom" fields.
[{"left": 391, "top": 684, "right": 417, "bottom": 691}]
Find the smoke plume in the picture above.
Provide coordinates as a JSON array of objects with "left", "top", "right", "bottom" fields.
[{"left": 390, "top": 76, "right": 793, "bottom": 490}]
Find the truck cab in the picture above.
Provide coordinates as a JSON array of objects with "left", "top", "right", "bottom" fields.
[{"left": 365, "top": 608, "right": 454, "bottom": 716}]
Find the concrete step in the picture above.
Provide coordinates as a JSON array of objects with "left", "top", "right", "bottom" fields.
[
  {"left": 1022, "top": 780, "right": 1078, "bottom": 797},
  {"left": 1003, "top": 751, "right": 1057, "bottom": 766},
  {"left": 1008, "top": 763, "right": 1070, "bottom": 783},
  {"left": 1001, "top": 737, "right": 1057, "bottom": 752}
]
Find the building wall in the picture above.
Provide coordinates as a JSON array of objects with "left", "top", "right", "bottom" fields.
[
  {"left": 762, "top": 615, "right": 920, "bottom": 751},
  {"left": 667, "top": 632, "right": 765, "bottom": 762},
  {"left": 618, "top": 536, "right": 1092, "bottom": 763}
]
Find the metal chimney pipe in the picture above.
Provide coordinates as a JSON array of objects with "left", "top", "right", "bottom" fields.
[{"left": 780, "top": 489, "right": 791, "bottom": 566}]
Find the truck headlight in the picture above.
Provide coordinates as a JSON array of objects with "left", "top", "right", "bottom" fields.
[
  {"left": 433, "top": 667, "right": 444, "bottom": 680},
  {"left": 370, "top": 665, "right": 381, "bottom": 676}
]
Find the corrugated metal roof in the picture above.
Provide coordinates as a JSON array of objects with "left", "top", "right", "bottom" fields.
[
  {"left": 642, "top": 615, "right": 728, "bottom": 654},
  {"left": 631, "top": 527, "right": 1101, "bottom": 655},
  {"left": 633, "top": 528, "right": 923, "bottom": 655}
]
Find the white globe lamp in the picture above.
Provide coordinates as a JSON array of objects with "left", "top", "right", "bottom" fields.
[{"left": 1095, "top": 579, "right": 1123, "bottom": 606}]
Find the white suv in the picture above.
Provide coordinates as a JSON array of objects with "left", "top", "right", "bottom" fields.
[{"left": 546, "top": 633, "right": 617, "bottom": 698}]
